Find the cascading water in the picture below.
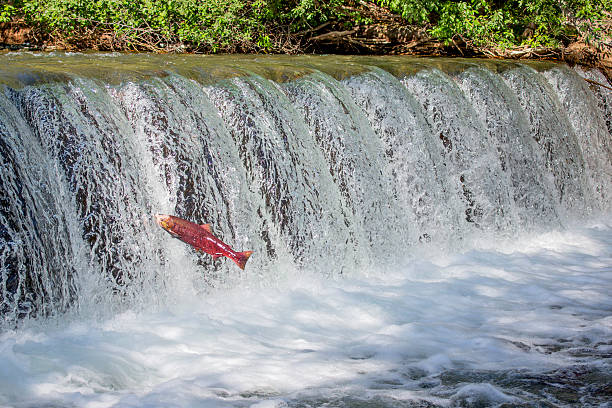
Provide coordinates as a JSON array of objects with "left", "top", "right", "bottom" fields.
[
  {"left": 0, "top": 53, "right": 610, "bottom": 407},
  {"left": 343, "top": 66, "right": 461, "bottom": 245},
  {"left": 455, "top": 65, "right": 559, "bottom": 227},
  {"left": 502, "top": 64, "right": 592, "bottom": 216},
  {"left": 544, "top": 65, "right": 612, "bottom": 208}
]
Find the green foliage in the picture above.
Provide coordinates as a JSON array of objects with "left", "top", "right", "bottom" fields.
[
  {"left": 15, "top": 0, "right": 272, "bottom": 51},
  {"left": 0, "top": 3, "right": 16, "bottom": 23},
  {"left": 4, "top": 0, "right": 364, "bottom": 51},
  {"left": 9, "top": 0, "right": 360, "bottom": 51},
  {"left": 2, "top": 0, "right": 610, "bottom": 52},
  {"left": 565, "top": 0, "right": 612, "bottom": 49},
  {"left": 265, "top": 0, "right": 357, "bottom": 30},
  {"left": 376, "top": 0, "right": 434, "bottom": 23},
  {"left": 376, "top": 0, "right": 611, "bottom": 49}
]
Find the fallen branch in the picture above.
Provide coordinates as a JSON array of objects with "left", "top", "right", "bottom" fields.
[
  {"left": 451, "top": 35, "right": 465, "bottom": 56},
  {"left": 583, "top": 77, "right": 612, "bottom": 91},
  {"left": 310, "top": 29, "right": 358, "bottom": 42},
  {"left": 294, "top": 22, "right": 331, "bottom": 37}
]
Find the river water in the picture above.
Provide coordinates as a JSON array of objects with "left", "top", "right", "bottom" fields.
[{"left": 0, "top": 53, "right": 611, "bottom": 407}]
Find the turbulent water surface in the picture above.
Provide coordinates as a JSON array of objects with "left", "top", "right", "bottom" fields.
[{"left": 0, "top": 53, "right": 611, "bottom": 407}]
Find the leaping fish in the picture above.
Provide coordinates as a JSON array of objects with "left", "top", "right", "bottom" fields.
[{"left": 155, "top": 214, "right": 253, "bottom": 270}]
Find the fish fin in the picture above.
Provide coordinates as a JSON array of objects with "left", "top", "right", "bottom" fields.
[
  {"left": 200, "top": 223, "right": 212, "bottom": 233},
  {"left": 234, "top": 251, "right": 254, "bottom": 270},
  {"left": 212, "top": 254, "right": 222, "bottom": 259}
]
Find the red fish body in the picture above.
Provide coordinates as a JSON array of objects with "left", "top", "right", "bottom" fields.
[{"left": 155, "top": 214, "right": 253, "bottom": 270}]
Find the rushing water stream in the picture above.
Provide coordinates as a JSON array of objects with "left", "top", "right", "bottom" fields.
[{"left": 0, "top": 53, "right": 611, "bottom": 407}]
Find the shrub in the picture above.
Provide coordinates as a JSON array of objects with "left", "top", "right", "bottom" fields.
[
  {"left": 376, "top": 0, "right": 611, "bottom": 50},
  {"left": 2, "top": 0, "right": 610, "bottom": 52}
]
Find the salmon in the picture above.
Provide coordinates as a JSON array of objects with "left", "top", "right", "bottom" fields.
[{"left": 155, "top": 214, "right": 253, "bottom": 270}]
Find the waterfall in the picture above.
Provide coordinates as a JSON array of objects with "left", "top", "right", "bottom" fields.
[
  {"left": 1, "top": 54, "right": 610, "bottom": 325},
  {"left": 455, "top": 66, "right": 558, "bottom": 226},
  {"left": 501, "top": 64, "right": 592, "bottom": 215},
  {"left": 543, "top": 65, "right": 612, "bottom": 208}
]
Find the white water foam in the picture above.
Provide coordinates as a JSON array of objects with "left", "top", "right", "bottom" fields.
[{"left": 1, "top": 221, "right": 610, "bottom": 407}]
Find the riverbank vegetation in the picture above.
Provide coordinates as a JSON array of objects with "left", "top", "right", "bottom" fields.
[{"left": 0, "top": 0, "right": 610, "bottom": 65}]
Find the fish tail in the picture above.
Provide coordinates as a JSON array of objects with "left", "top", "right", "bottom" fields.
[{"left": 234, "top": 251, "right": 254, "bottom": 270}]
